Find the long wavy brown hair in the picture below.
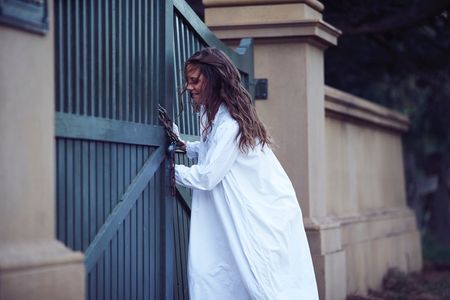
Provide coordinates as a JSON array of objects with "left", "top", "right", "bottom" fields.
[{"left": 182, "top": 47, "right": 271, "bottom": 153}]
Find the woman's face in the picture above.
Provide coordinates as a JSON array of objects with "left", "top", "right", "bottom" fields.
[{"left": 186, "top": 64, "right": 206, "bottom": 105}]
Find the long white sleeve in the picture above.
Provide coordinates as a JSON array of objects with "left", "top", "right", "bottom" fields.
[
  {"left": 186, "top": 141, "right": 200, "bottom": 159},
  {"left": 175, "top": 120, "right": 240, "bottom": 191}
]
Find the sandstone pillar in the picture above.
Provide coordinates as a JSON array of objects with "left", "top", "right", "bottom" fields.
[
  {"left": 204, "top": 1, "right": 345, "bottom": 299},
  {"left": 0, "top": 1, "right": 85, "bottom": 299}
]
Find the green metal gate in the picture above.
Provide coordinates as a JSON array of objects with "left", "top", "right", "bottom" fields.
[{"left": 54, "top": 1, "right": 253, "bottom": 299}]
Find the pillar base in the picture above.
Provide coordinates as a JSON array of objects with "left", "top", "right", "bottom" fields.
[
  {"left": 0, "top": 240, "right": 85, "bottom": 300},
  {"left": 337, "top": 208, "right": 422, "bottom": 294},
  {"left": 305, "top": 218, "right": 347, "bottom": 300}
]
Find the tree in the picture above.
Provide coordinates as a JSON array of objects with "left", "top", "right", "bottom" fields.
[{"left": 322, "top": 0, "right": 450, "bottom": 247}]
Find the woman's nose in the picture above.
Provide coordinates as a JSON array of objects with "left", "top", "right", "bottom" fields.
[{"left": 187, "top": 84, "right": 193, "bottom": 91}]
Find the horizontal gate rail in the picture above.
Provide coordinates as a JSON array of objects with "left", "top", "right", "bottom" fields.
[
  {"left": 56, "top": 112, "right": 165, "bottom": 146},
  {"left": 84, "top": 145, "right": 165, "bottom": 272}
]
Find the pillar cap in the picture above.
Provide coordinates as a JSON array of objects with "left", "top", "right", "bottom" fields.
[
  {"left": 204, "top": 0, "right": 324, "bottom": 12},
  {"left": 204, "top": 0, "right": 341, "bottom": 48},
  {"left": 209, "top": 19, "right": 341, "bottom": 48}
]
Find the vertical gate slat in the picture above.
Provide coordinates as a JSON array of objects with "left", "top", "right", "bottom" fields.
[
  {"left": 96, "top": 143, "right": 104, "bottom": 239},
  {"left": 143, "top": 0, "right": 148, "bottom": 124},
  {"left": 180, "top": 15, "right": 187, "bottom": 133},
  {"left": 149, "top": 173, "right": 154, "bottom": 299},
  {"left": 88, "top": 0, "right": 93, "bottom": 116},
  {"left": 174, "top": 203, "right": 182, "bottom": 300},
  {"left": 124, "top": 144, "right": 131, "bottom": 300},
  {"left": 123, "top": 0, "right": 128, "bottom": 122},
  {"left": 145, "top": 157, "right": 150, "bottom": 299},
  {"left": 66, "top": 140, "right": 74, "bottom": 249},
  {"left": 132, "top": 205, "right": 138, "bottom": 300},
  {"left": 117, "top": 143, "right": 124, "bottom": 300},
  {"left": 104, "top": 143, "right": 111, "bottom": 226},
  {"left": 117, "top": 0, "right": 122, "bottom": 121},
  {"left": 149, "top": 0, "right": 154, "bottom": 124},
  {"left": 124, "top": 217, "right": 130, "bottom": 300},
  {"left": 105, "top": 0, "right": 111, "bottom": 120},
  {"left": 74, "top": 0, "right": 80, "bottom": 115},
  {"left": 138, "top": 0, "right": 144, "bottom": 125},
  {"left": 179, "top": 202, "right": 187, "bottom": 297},
  {"left": 134, "top": 0, "right": 139, "bottom": 123},
  {"left": 98, "top": 0, "right": 103, "bottom": 117},
  {"left": 152, "top": 168, "right": 157, "bottom": 299},
  {"left": 153, "top": 1, "right": 160, "bottom": 126},
  {"left": 105, "top": 243, "right": 111, "bottom": 300},
  {"left": 95, "top": 142, "right": 105, "bottom": 299},
  {"left": 55, "top": 0, "right": 61, "bottom": 112},
  {"left": 82, "top": 141, "right": 89, "bottom": 250},
  {"left": 98, "top": 258, "right": 105, "bottom": 300},
  {"left": 65, "top": 1, "right": 71, "bottom": 114},
  {"left": 111, "top": 144, "right": 118, "bottom": 300},
  {"left": 143, "top": 172, "right": 150, "bottom": 300},
  {"left": 130, "top": 147, "right": 137, "bottom": 300},
  {"left": 173, "top": 15, "right": 181, "bottom": 123},
  {"left": 129, "top": 0, "right": 134, "bottom": 123},
  {"left": 56, "top": 139, "right": 66, "bottom": 241},
  {"left": 183, "top": 205, "right": 189, "bottom": 299},
  {"left": 88, "top": 271, "right": 95, "bottom": 300},
  {"left": 88, "top": 141, "right": 95, "bottom": 300},
  {"left": 74, "top": 141, "right": 82, "bottom": 250},
  {"left": 118, "top": 224, "right": 124, "bottom": 300},
  {"left": 81, "top": 0, "right": 87, "bottom": 115},
  {"left": 111, "top": 234, "right": 118, "bottom": 300},
  {"left": 137, "top": 147, "right": 143, "bottom": 300},
  {"left": 154, "top": 171, "right": 160, "bottom": 300},
  {"left": 88, "top": 142, "right": 96, "bottom": 247},
  {"left": 97, "top": 142, "right": 105, "bottom": 300},
  {"left": 111, "top": 0, "right": 117, "bottom": 121},
  {"left": 104, "top": 143, "right": 112, "bottom": 300}
]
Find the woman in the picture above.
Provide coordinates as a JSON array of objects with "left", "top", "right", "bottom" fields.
[{"left": 174, "top": 48, "right": 318, "bottom": 300}]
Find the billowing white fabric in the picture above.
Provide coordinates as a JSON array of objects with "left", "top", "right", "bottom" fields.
[{"left": 175, "top": 104, "right": 319, "bottom": 300}]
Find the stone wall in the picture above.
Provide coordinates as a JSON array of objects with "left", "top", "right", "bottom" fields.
[{"left": 325, "top": 86, "right": 422, "bottom": 294}]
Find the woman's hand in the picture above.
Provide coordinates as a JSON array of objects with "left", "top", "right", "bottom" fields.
[{"left": 158, "top": 105, "right": 186, "bottom": 153}]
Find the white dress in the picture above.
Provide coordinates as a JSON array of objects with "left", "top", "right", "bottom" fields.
[{"left": 175, "top": 104, "right": 319, "bottom": 300}]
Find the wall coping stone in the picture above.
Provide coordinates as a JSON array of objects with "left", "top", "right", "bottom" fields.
[{"left": 325, "top": 85, "right": 410, "bottom": 132}]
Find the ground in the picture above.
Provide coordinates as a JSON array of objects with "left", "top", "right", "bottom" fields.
[{"left": 347, "top": 262, "right": 450, "bottom": 300}]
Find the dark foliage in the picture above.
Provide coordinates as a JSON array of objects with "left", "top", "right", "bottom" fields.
[{"left": 322, "top": 0, "right": 450, "bottom": 246}]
